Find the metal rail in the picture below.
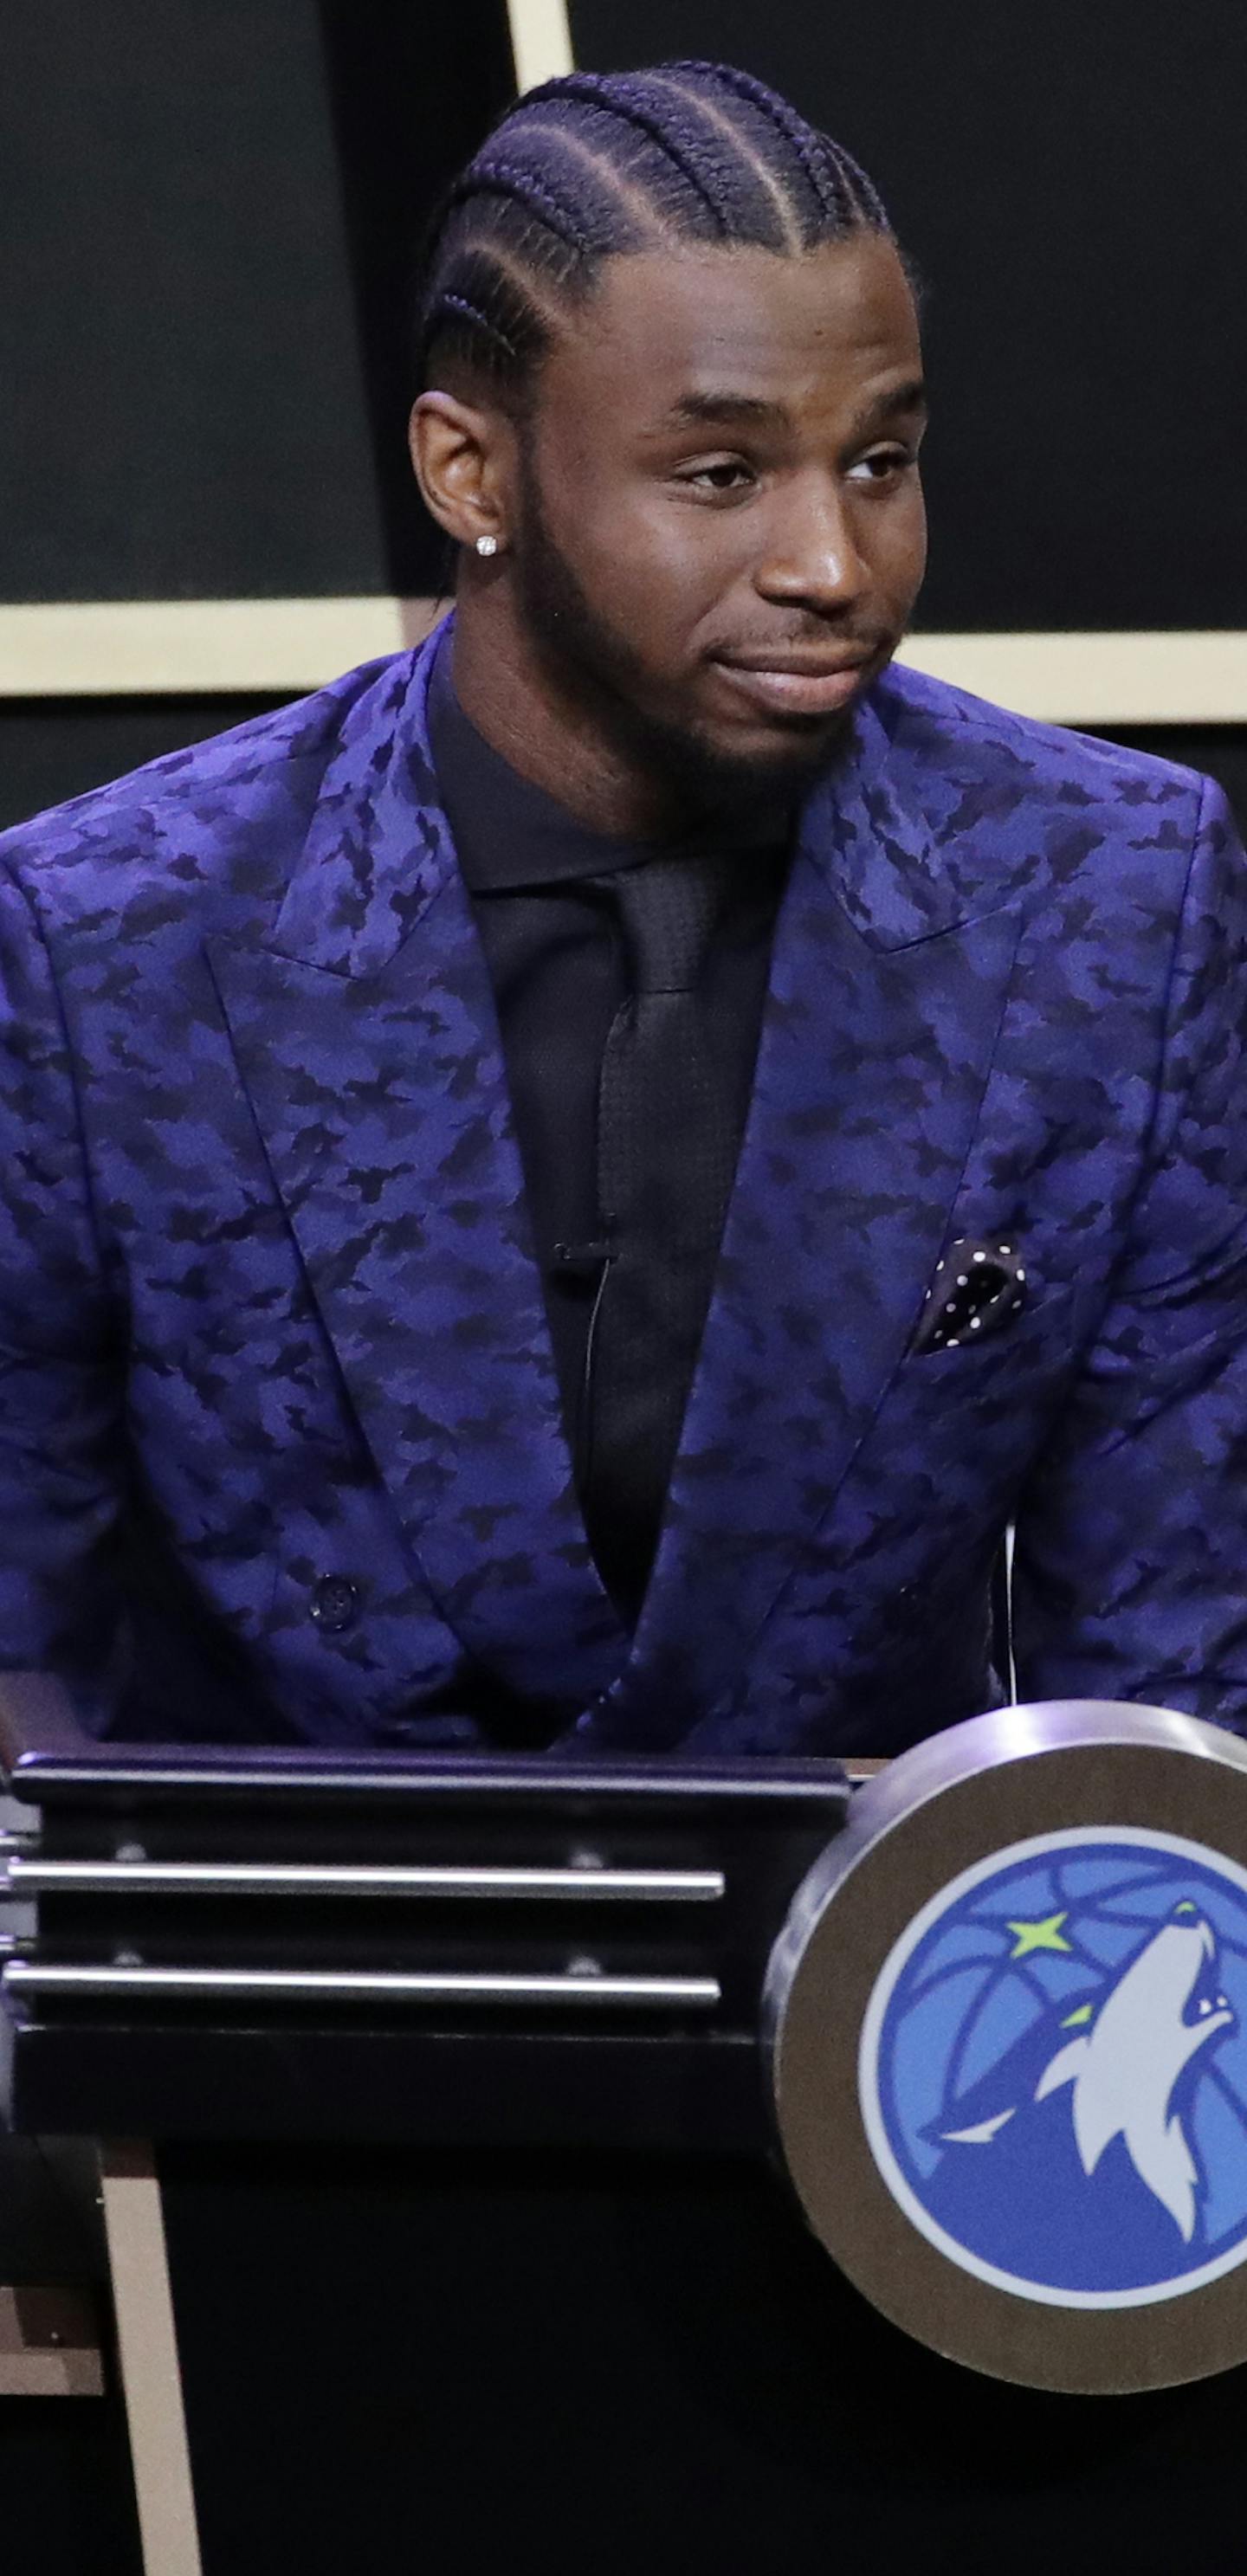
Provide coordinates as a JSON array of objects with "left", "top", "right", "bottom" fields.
[
  {"left": 4, "top": 1858, "right": 725, "bottom": 1902},
  {"left": 3, "top": 1961, "right": 721, "bottom": 2008}
]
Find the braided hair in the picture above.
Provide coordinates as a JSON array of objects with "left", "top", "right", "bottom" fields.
[{"left": 417, "top": 61, "right": 893, "bottom": 405}]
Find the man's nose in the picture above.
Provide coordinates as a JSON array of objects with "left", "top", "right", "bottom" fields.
[{"left": 755, "top": 481, "right": 869, "bottom": 613}]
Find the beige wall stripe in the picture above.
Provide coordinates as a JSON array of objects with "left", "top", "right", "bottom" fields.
[
  {"left": 0, "top": 597, "right": 436, "bottom": 698},
  {"left": 100, "top": 2143, "right": 204, "bottom": 2576},
  {"left": 1, "top": 602, "right": 1245, "bottom": 723},
  {"left": 900, "top": 629, "right": 1247, "bottom": 726},
  {"left": 506, "top": 0, "right": 574, "bottom": 93}
]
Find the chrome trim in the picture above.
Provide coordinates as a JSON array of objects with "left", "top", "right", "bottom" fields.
[
  {"left": 2, "top": 1961, "right": 721, "bottom": 2007},
  {"left": 8, "top": 1755, "right": 847, "bottom": 1802},
  {"left": 6, "top": 1859, "right": 725, "bottom": 1901}
]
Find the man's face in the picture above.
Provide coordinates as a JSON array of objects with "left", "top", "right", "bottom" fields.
[{"left": 510, "top": 233, "right": 927, "bottom": 804}]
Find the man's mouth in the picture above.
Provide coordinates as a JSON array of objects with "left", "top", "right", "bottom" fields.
[{"left": 710, "top": 649, "right": 875, "bottom": 720}]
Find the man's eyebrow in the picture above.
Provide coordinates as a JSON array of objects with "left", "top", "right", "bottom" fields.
[
  {"left": 857, "top": 376, "right": 929, "bottom": 425},
  {"left": 660, "top": 391, "right": 790, "bottom": 430},
  {"left": 656, "top": 376, "right": 929, "bottom": 435}
]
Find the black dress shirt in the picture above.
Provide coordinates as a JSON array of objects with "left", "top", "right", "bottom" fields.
[{"left": 427, "top": 636, "right": 791, "bottom": 1615}]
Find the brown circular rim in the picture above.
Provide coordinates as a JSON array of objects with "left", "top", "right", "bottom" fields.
[{"left": 772, "top": 1739, "right": 1247, "bottom": 2392}]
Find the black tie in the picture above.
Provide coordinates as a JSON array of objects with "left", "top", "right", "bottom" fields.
[{"left": 582, "top": 855, "right": 742, "bottom": 1619}]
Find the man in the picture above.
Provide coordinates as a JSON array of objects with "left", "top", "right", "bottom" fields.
[{"left": 0, "top": 60, "right": 1244, "bottom": 1756}]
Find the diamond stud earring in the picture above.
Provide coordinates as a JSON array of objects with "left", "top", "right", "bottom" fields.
[{"left": 475, "top": 533, "right": 500, "bottom": 558}]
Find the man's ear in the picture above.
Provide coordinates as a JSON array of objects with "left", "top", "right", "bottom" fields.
[{"left": 410, "top": 391, "right": 514, "bottom": 555}]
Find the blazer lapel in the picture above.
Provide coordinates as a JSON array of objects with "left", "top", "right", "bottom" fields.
[
  {"left": 207, "top": 633, "right": 628, "bottom": 1708},
  {"left": 604, "top": 692, "right": 1023, "bottom": 1744}
]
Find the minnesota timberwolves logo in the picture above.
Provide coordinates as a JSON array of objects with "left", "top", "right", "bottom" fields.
[{"left": 859, "top": 1829, "right": 1247, "bottom": 2308}]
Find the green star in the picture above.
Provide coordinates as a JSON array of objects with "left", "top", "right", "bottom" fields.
[{"left": 1007, "top": 1909, "right": 1072, "bottom": 1959}]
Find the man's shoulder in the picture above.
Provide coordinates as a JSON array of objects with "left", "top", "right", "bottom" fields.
[
  {"left": 874, "top": 658, "right": 1207, "bottom": 829},
  {"left": 0, "top": 649, "right": 420, "bottom": 936}
]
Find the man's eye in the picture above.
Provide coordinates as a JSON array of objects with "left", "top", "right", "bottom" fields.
[
  {"left": 847, "top": 448, "right": 915, "bottom": 484},
  {"left": 681, "top": 460, "right": 755, "bottom": 493}
]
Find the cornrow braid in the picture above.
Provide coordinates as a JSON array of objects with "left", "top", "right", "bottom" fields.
[
  {"left": 419, "top": 235, "right": 559, "bottom": 388},
  {"left": 847, "top": 147, "right": 891, "bottom": 227},
  {"left": 417, "top": 59, "right": 895, "bottom": 403},
  {"left": 520, "top": 71, "right": 739, "bottom": 236},
  {"left": 449, "top": 152, "right": 600, "bottom": 258},
  {"left": 438, "top": 291, "right": 519, "bottom": 365},
  {"left": 677, "top": 59, "right": 872, "bottom": 233}
]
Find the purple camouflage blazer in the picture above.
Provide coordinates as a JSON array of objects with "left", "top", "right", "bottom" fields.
[{"left": 0, "top": 623, "right": 1244, "bottom": 1756}]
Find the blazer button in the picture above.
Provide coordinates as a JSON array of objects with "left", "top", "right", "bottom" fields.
[{"left": 309, "top": 1575, "right": 360, "bottom": 1634}]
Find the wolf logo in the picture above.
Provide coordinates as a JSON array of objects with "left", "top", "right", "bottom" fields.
[
  {"left": 938, "top": 1908, "right": 1234, "bottom": 2244},
  {"left": 1031, "top": 1914, "right": 1232, "bottom": 2239}
]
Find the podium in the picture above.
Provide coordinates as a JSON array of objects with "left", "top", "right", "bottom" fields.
[
  {"left": 0, "top": 1688, "right": 850, "bottom": 2574},
  {"left": 8, "top": 1689, "right": 1247, "bottom": 2576}
]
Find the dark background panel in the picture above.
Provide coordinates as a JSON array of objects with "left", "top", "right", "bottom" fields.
[
  {"left": 572, "top": 0, "right": 1247, "bottom": 632},
  {"left": 0, "top": 0, "right": 514, "bottom": 604},
  {"left": 3, "top": 1, "right": 1243, "bottom": 629},
  {"left": 1, "top": 701, "right": 1244, "bottom": 841},
  {"left": 318, "top": 0, "right": 517, "bottom": 595}
]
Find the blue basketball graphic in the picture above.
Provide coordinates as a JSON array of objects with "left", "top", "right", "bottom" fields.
[{"left": 859, "top": 1830, "right": 1247, "bottom": 2306}]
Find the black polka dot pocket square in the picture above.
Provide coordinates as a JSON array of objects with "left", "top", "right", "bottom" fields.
[{"left": 910, "top": 1237, "right": 1028, "bottom": 1354}]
